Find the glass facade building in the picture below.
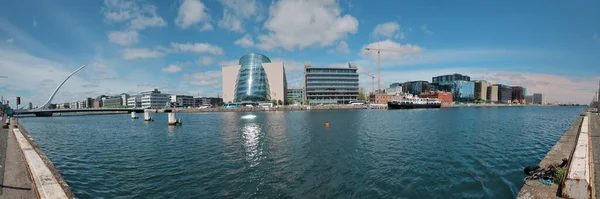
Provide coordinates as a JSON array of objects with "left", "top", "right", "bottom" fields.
[
  {"left": 304, "top": 63, "right": 359, "bottom": 104},
  {"left": 389, "top": 82, "right": 402, "bottom": 88},
  {"left": 495, "top": 84, "right": 512, "bottom": 103},
  {"left": 234, "top": 53, "right": 272, "bottom": 102},
  {"left": 402, "top": 81, "right": 429, "bottom": 95},
  {"left": 431, "top": 74, "right": 474, "bottom": 102},
  {"left": 287, "top": 88, "right": 303, "bottom": 104}
]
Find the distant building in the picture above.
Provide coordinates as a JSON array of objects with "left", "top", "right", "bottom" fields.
[
  {"left": 141, "top": 89, "right": 170, "bottom": 109},
  {"left": 419, "top": 90, "right": 453, "bottom": 104},
  {"left": 85, "top": 97, "right": 93, "bottom": 108},
  {"left": 170, "top": 95, "right": 194, "bottom": 108},
  {"left": 28, "top": 102, "right": 32, "bottom": 110},
  {"left": 304, "top": 62, "right": 359, "bottom": 104},
  {"left": 56, "top": 103, "right": 70, "bottom": 109},
  {"left": 487, "top": 85, "right": 499, "bottom": 103},
  {"left": 473, "top": 80, "right": 489, "bottom": 102},
  {"left": 77, "top": 100, "right": 86, "bottom": 109},
  {"left": 70, "top": 101, "right": 79, "bottom": 109},
  {"left": 511, "top": 86, "right": 526, "bottom": 104},
  {"left": 495, "top": 84, "right": 512, "bottom": 104},
  {"left": 194, "top": 97, "right": 223, "bottom": 107},
  {"left": 384, "top": 86, "right": 403, "bottom": 95},
  {"left": 402, "top": 81, "right": 429, "bottom": 95},
  {"left": 389, "top": 82, "right": 402, "bottom": 88},
  {"left": 525, "top": 95, "right": 534, "bottom": 104},
  {"left": 102, "top": 97, "right": 122, "bottom": 107},
  {"left": 533, "top": 93, "right": 544, "bottom": 104},
  {"left": 222, "top": 53, "right": 287, "bottom": 103},
  {"left": 93, "top": 101, "right": 101, "bottom": 108},
  {"left": 121, "top": 94, "right": 129, "bottom": 106},
  {"left": 431, "top": 73, "right": 474, "bottom": 102},
  {"left": 287, "top": 88, "right": 303, "bottom": 104},
  {"left": 374, "top": 93, "right": 394, "bottom": 104},
  {"left": 127, "top": 95, "right": 142, "bottom": 108}
]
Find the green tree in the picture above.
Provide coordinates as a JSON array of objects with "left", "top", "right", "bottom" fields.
[
  {"left": 287, "top": 99, "right": 293, "bottom": 105},
  {"left": 304, "top": 99, "right": 310, "bottom": 105},
  {"left": 272, "top": 99, "right": 278, "bottom": 105},
  {"left": 277, "top": 100, "right": 283, "bottom": 105},
  {"left": 357, "top": 88, "right": 367, "bottom": 101}
]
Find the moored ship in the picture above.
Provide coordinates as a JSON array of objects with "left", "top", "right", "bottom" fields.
[{"left": 387, "top": 94, "right": 441, "bottom": 109}]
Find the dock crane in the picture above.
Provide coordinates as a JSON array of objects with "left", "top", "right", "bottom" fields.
[
  {"left": 364, "top": 44, "right": 421, "bottom": 93},
  {"left": 361, "top": 72, "right": 376, "bottom": 94}
]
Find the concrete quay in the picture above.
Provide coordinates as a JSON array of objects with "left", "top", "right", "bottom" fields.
[
  {"left": 442, "top": 103, "right": 558, "bottom": 108},
  {"left": 1, "top": 117, "right": 74, "bottom": 199},
  {"left": 517, "top": 108, "right": 599, "bottom": 199}
]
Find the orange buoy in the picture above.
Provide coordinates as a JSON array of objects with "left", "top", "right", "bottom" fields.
[{"left": 325, "top": 122, "right": 330, "bottom": 128}]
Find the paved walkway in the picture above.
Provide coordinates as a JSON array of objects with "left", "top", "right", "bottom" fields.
[
  {"left": 0, "top": 118, "right": 35, "bottom": 199},
  {"left": 591, "top": 112, "right": 600, "bottom": 199}
]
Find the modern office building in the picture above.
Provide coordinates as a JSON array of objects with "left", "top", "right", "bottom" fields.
[
  {"left": 431, "top": 73, "right": 474, "bottom": 102},
  {"left": 384, "top": 86, "right": 403, "bottom": 95},
  {"left": 194, "top": 97, "right": 223, "bottom": 107},
  {"left": 127, "top": 95, "right": 142, "bottom": 107},
  {"left": 120, "top": 94, "right": 129, "bottom": 106},
  {"left": 28, "top": 102, "right": 32, "bottom": 110},
  {"left": 473, "top": 80, "right": 489, "bottom": 102},
  {"left": 533, "top": 93, "right": 544, "bottom": 104},
  {"left": 70, "top": 101, "right": 79, "bottom": 109},
  {"left": 77, "top": 100, "right": 87, "bottom": 109},
  {"left": 304, "top": 62, "right": 359, "bottom": 104},
  {"left": 170, "top": 95, "right": 195, "bottom": 108},
  {"left": 495, "top": 84, "right": 512, "bottom": 103},
  {"left": 287, "top": 88, "right": 304, "bottom": 104},
  {"left": 389, "top": 82, "right": 402, "bottom": 88},
  {"left": 511, "top": 86, "right": 526, "bottom": 104},
  {"left": 102, "top": 96, "right": 122, "bottom": 107},
  {"left": 402, "top": 81, "right": 429, "bottom": 95},
  {"left": 525, "top": 95, "right": 534, "bottom": 104},
  {"left": 141, "top": 89, "right": 170, "bottom": 109},
  {"left": 487, "top": 85, "right": 499, "bottom": 103},
  {"left": 222, "top": 53, "right": 287, "bottom": 103}
]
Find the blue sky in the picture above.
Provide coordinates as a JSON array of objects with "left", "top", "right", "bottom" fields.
[{"left": 0, "top": 0, "right": 599, "bottom": 106}]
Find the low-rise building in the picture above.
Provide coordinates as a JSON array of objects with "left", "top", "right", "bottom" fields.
[
  {"left": 385, "top": 86, "right": 403, "bottom": 95},
  {"left": 141, "top": 89, "right": 170, "bottom": 109},
  {"left": 511, "top": 86, "right": 526, "bottom": 104},
  {"left": 70, "top": 101, "right": 79, "bottom": 109},
  {"left": 127, "top": 95, "right": 142, "bottom": 108},
  {"left": 56, "top": 103, "right": 70, "bottom": 109},
  {"left": 374, "top": 93, "right": 394, "bottom": 104},
  {"left": 533, "top": 93, "right": 545, "bottom": 104},
  {"left": 102, "top": 97, "right": 122, "bottom": 107},
  {"left": 473, "top": 80, "right": 489, "bottom": 102},
  {"left": 525, "top": 95, "right": 534, "bottom": 104},
  {"left": 496, "top": 84, "right": 512, "bottom": 104},
  {"left": 419, "top": 90, "right": 453, "bottom": 104},
  {"left": 487, "top": 85, "right": 499, "bottom": 103},
  {"left": 193, "top": 97, "right": 223, "bottom": 107},
  {"left": 170, "top": 95, "right": 195, "bottom": 108}
]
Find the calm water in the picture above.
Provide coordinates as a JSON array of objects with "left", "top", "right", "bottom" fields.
[{"left": 20, "top": 107, "right": 584, "bottom": 198}]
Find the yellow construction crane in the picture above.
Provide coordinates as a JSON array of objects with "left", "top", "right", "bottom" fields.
[
  {"left": 364, "top": 44, "right": 420, "bottom": 92},
  {"left": 361, "top": 72, "right": 376, "bottom": 94}
]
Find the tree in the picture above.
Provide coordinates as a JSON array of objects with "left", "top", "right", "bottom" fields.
[
  {"left": 304, "top": 99, "right": 310, "bottom": 105},
  {"left": 357, "top": 88, "right": 367, "bottom": 101},
  {"left": 287, "top": 99, "right": 293, "bottom": 105},
  {"left": 272, "top": 99, "right": 277, "bottom": 105},
  {"left": 277, "top": 100, "right": 283, "bottom": 105},
  {"left": 227, "top": 101, "right": 232, "bottom": 104}
]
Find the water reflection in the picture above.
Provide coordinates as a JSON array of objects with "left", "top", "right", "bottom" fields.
[
  {"left": 167, "top": 125, "right": 176, "bottom": 136},
  {"left": 242, "top": 123, "right": 262, "bottom": 167}
]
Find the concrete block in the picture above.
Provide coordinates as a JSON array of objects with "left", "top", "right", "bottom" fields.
[{"left": 562, "top": 116, "right": 592, "bottom": 199}]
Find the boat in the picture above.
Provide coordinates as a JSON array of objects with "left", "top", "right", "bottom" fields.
[{"left": 387, "top": 94, "right": 441, "bottom": 109}]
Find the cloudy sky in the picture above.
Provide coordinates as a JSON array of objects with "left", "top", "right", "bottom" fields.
[{"left": 1, "top": 0, "right": 599, "bottom": 106}]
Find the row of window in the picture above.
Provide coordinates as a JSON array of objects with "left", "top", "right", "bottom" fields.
[
  {"left": 306, "top": 88, "right": 359, "bottom": 91},
  {"left": 306, "top": 79, "right": 358, "bottom": 83},
  {"left": 306, "top": 75, "right": 359, "bottom": 79},
  {"left": 306, "top": 84, "right": 359, "bottom": 87},
  {"left": 306, "top": 69, "right": 357, "bottom": 74}
]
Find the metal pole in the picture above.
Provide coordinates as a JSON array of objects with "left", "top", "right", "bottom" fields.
[{"left": 377, "top": 44, "right": 381, "bottom": 93}]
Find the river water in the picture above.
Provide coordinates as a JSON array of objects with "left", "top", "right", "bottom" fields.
[{"left": 19, "top": 106, "right": 584, "bottom": 198}]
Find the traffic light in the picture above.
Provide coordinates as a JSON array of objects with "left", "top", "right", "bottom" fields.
[{"left": 16, "top": 97, "right": 20, "bottom": 105}]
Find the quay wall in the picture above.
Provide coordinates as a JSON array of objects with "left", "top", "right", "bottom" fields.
[{"left": 15, "top": 121, "right": 75, "bottom": 198}]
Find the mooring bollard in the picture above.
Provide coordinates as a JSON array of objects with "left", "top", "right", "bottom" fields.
[
  {"left": 131, "top": 112, "right": 138, "bottom": 119},
  {"left": 168, "top": 112, "right": 177, "bottom": 125},
  {"left": 144, "top": 112, "right": 152, "bottom": 121}
]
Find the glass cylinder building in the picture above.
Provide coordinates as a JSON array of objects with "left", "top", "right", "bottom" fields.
[{"left": 234, "top": 53, "right": 272, "bottom": 102}]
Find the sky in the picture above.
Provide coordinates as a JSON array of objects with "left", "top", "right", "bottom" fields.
[{"left": 1, "top": 0, "right": 599, "bottom": 106}]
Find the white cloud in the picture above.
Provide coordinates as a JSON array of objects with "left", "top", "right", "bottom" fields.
[
  {"left": 421, "top": 24, "right": 434, "bottom": 35},
  {"left": 33, "top": 17, "right": 37, "bottom": 27},
  {"left": 107, "top": 30, "right": 139, "bottom": 46},
  {"left": 256, "top": 0, "right": 359, "bottom": 51},
  {"left": 161, "top": 64, "right": 183, "bottom": 73},
  {"left": 170, "top": 42, "right": 224, "bottom": 55},
  {"left": 197, "top": 56, "right": 215, "bottom": 66},
  {"left": 218, "top": 0, "right": 261, "bottom": 32},
  {"left": 6, "top": 38, "right": 13, "bottom": 43},
  {"left": 122, "top": 48, "right": 164, "bottom": 60},
  {"left": 359, "top": 39, "right": 422, "bottom": 63},
  {"left": 330, "top": 40, "right": 350, "bottom": 54},
  {"left": 175, "top": 0, "right": 212, "bottom": 30},
  {"left": 219, "top": 59, "right": 239, "bottom": 67},
  {"left": 372, "top": 21, "right": 403, "bottom": 39},
  {"left": 103, "top": 0, "right": 166, "bottom": 30},
  {"left": 181, "top": 70, "right": 222, "bottom": 86},
  {"left": 234, "top": 34, "right": 255, "bottom": 48}
]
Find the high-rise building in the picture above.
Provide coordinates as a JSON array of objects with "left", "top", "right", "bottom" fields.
[
  {"left": 473, "top": 80, "right": 489, "bottom": 102},
  {"left": 511, "top": 86, "right": 526, "bottom": 104},
  {"left": 495, "top": 84, "right": 512, "bottom": 103},
  {"left": 141, "top": 89, "right": 170, "bottom": 109},
  {"left": 304, "top": 62, "right": 359, "bottom": 104},
  {"left": 533, "top": 93, "right": 544, "bottom": 104},
  {"left": 432, "top": 73, "right": 474, "bottom": 102},
  {"left": 222, "top": 53, "right": 287, "bottom": 103},
  {"left": 487, "top": 85, "right": 499, "bottom": 103},
  {"left": 170, "top": 95, "right": 195, "bottom": 107},
  {"left": 525, "top": 95, "right": 534, "bottom": 104},
  {"left": 402, "top": 81, "right": 429, "bottom": 95},
  {"left": 287, "top": 88, "right": 303, "bottom": 104}
]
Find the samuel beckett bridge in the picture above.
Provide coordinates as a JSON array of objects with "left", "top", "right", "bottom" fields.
[{"left": 17, "top": 65, "right": 144, "bottom": 117}]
